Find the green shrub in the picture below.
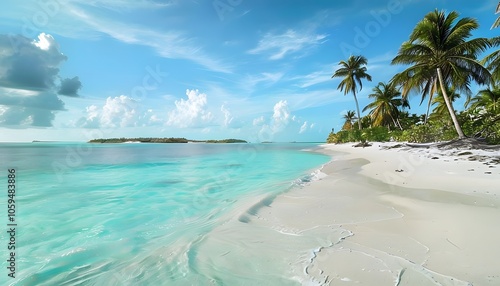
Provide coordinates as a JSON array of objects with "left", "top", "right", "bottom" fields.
[
  {"left": 328, "top": 110, "right": 500, "bottom": 145},
  {"left": 362, "top": 126, "right": 391, "bottom": 142},
  {"left": 396, "top": 121, "right": 457, "bottom": 143},
  {"left": 326, "top": 127, "right": 393, "bottom": 143}
]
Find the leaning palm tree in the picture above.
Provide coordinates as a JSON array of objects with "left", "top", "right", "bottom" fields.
[
  {"left": 391, "top": 9, "right": 492, "bottom": 139},
  {"left": 332, "top": 55, "right": 372, "bottom": 130},
  {"left": 342, "top": 110, "right": 356, "bottom": 130},
  {"left": 363, "top": 82, "right": 405, "bottom": 130}
]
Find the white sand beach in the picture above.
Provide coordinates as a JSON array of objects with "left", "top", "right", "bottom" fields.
[{"left": 196, "top": 142, "right": 500, "bottom": 285}]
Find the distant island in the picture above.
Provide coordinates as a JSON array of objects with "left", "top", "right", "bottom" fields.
[
  {"left": 88, "top": 137, "right": 247, "bottom": 144},
  {"left": 192, "top": 139, "right": 247, "bottom": 143}
]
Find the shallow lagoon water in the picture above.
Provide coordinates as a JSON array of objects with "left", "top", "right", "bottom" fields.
[{"left": 0, "top": 142, "right": 329, "bottom": 285}]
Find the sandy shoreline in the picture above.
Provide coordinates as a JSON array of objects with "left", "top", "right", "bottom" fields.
[
  {"left": 307, "top": 143, "right": 500, "bottom": 285},
  {"left": 195, "top": 142, "right": 500, "bottom": 285}
]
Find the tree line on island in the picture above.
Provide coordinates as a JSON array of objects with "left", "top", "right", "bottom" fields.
[
  {"left": 328, "top": 8, "right": 500, "bottom": 145},
  {"left": 89, "top": 138, "right": 247, "bottom": 143}
]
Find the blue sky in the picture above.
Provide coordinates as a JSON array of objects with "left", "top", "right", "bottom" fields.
[{"left": 0, "top": 0, "right": 498, "bottom": 142}]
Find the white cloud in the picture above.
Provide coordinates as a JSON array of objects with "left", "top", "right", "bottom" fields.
[
  {"left": 253, "top": 115, "right": 265, "bottom": 126},
  {"left": 148, "top": 112, "right": 162, "bottom": 124},
  {"left": 260, "top": 72, "right": 283, "bottom": 83},
  {"left": 369, "top": 52, "right": 396, "bottom": 65},
  {"left": 78, "top": 95, "right": 156, "bottom": 128},
  {"left": 255, "top": 100, "right": 319, "bottom": 137},
  {"left": 65, "top": 5, "right": 232, "bottom": 73},
  {"left": 240, "top": 72, "right": 284, "bottom": 92},
  {"left": 248, "top": 29, "right": 327, "bottom": 60},
  {"left": 32, "top": 33, "right": 54, "bottom": 51},
  {"left": 101, "top": 95, "right": 138, "bottom": 128},
  {"left": 70, "top": 0, "right": 175, "bottom": 11},
  {"left": 256, "top": 100, "right": 301, "bottom": 141},
  {"left": 85, "top": 105, "right": 99, "bottom": 121},
  {"left": 291, "top": 70, "right": 333, "bottom": 88},
  {"left": 167, "top": 89, "right": 213, "bottom": 128},
  {"left": 299, "top": 121, "right": 308, "bottom": 134},
  {"left": 271, "top": 100, "right": 290, "bottom": 132},
  {"left": 221, "top": 104, "right": 233, "bottom": 127}
]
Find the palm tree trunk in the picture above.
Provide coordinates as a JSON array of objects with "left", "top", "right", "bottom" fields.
[
  {"left": 390, "top": 114, "right": 403, "bottom": 130},
  {"left": 424, "top": 94, "right": 433, "bottom": 124},
  {"left": 436, "top": 67, "right": 466, "bottom": 139},
  {"left": 352, "top": 91, "right": 362, "bottom": 130},
  {"left": 396, "top": 115, "right": 404, "bottom": 130}
]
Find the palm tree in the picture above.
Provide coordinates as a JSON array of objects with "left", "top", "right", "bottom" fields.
[
  {"left": 492, "top": 2, "right": 500, "bottom": 29},
  {"left": 391, "top": 9, "right": 491, "bottom": 139},
  {"left": 342, "top": 110, "right": 356, "bottom": 130},
  {"left": 484, "top": 46, "right": 500, "bottom": 83},
  {"left": 398, "top": 111, "right": 423, "bottom": 130},
  {"left": 332, "top": 55, "right": 372, "bottom": 130},
  {"left": 485, "top": 3, "right": 500, "bottom": 81},
  {"left": 363, "top": 82, "right": 406, "bottom": 130},
  {"left": 466, "top": 87, "right": 500, "bottom": 112},
  {"left": 429, "top": 88, "right": 461, "bottom": 120}
]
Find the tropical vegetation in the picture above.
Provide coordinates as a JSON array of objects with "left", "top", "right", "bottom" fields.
[
  {"left": 89, "top": 137, "right": 190, "bottom": 143},
  {"left": 327, "top": 9, "right": 500, "bottom": 145},
  {"left": 341, "top": 110, "right": 356, "bottom": 131},
  {"left": 363, "top": 82, "right": 407, "bottom": 130},
  {"left": 89, "top": 138, "right": 248, "bottom": 143}
]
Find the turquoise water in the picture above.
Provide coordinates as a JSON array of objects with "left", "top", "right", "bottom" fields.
[{"left": 0, "top": 142, "right": 329, "bottom": 285}]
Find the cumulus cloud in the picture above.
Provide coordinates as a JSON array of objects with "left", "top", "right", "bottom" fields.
[
  {"left": 101, "top": 95, "right": 138, "bottom": 128},
  {"left": 256, "top": 100, "right": 293, "bottom": 140},
  {"left": 1, "top": 33, "right": 67, "bottom": 90},
  {"left": 167, "top": 89, "right": 213, "bottom": 128},
  {"left": 0, "top": 100, "right": 60, "bottom": 127},
  {"left": 58, "top": 76, "right": 82, "bottom": 97},
  {"left": 256, "top": 100, "right": 315, "bottom": 138},
  {"left": 0, "top": 33, "right": 81, "bottom": 127},
  {"left": 0, "top": 87, "right": 65, "bottom": 127},
  {"left": 81, "top": 105, "right": 100, "bottom": 128},
  {"left": 78, "top": 95, "right": 156, "bottom": 128},
  {"left": 271, "top": 100, "right": 290, "bottom": 132}
]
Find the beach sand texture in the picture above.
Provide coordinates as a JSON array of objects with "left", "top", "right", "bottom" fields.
[{"left": 196, "top": 142, "right": 500, "bottom": 285}]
